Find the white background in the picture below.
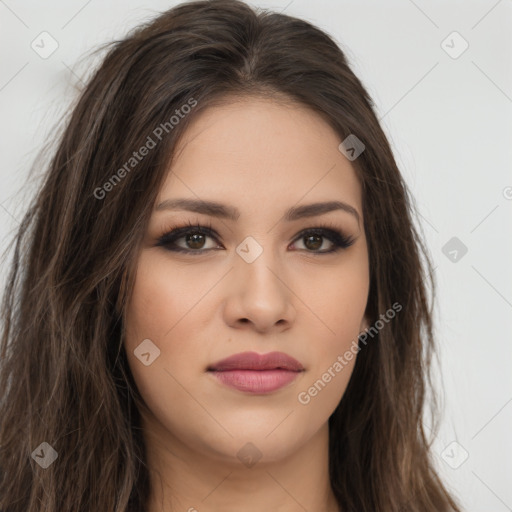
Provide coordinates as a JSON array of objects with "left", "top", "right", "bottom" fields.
[{"left": 1, "top": 1, "right": 511, "bottom": 510}]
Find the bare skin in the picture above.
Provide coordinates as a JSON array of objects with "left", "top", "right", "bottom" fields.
[{"left": 124, "top": 96, "right": 370, "bottom": 512}]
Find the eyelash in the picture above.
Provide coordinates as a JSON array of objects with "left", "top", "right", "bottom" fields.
[{"left": 155, "top": 219, "right": 355, "bottom": 255}]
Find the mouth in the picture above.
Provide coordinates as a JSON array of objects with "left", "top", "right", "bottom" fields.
[{"left": 207, "top": 351, "right": 305, "bottom": 394}]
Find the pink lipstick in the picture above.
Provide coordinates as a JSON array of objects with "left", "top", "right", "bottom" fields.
[{"left": 207, "top": 351, "right": 304, "bottom": 394}]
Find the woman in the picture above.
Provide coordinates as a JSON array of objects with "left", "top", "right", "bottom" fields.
[{"left": 0, "top": 0, "right": 463, "bottom": 510}]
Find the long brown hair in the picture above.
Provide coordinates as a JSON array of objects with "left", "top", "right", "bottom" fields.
[{"left": 0, "top": 1, "right": 462, "bottom": 510}]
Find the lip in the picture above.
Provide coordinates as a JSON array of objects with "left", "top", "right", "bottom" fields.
[{"left": 207, "top": 351, "right": 305, "bottom": 394}]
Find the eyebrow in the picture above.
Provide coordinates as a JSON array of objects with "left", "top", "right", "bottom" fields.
[{"left": 155, "top": 198, "right": 360, "bottom": 224}]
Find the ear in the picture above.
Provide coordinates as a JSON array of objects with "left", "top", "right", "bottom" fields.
[{"left": 359, "top": 313, "right": 370, "bottom": 334}]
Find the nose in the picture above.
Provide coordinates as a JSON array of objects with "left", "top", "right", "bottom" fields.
[{"left": 222, "top": 247, "right": 296, "bottom": 334}]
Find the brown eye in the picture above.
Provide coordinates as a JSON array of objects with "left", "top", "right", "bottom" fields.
[
  {"left": 291, "top": 228, "right": 355, "bottom": 254},
  {"left": 303, "top": 234, "right": 327, "bottom": 251},
  {"left": 156, "top": 225, "right": 221, "bottom": 254},
  {"left": 156, "top": 224, "right": 355, "bottom": 255},
  {"left": 184, "top": 232, "right": 208, "bottom": 250}
]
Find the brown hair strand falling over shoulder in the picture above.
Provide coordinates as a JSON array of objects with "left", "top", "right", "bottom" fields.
[{"left": 0, "top": 1, "right": 462, "bottom": 511}]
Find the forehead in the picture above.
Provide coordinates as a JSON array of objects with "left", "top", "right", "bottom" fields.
[{"left": 158, "top": 96, "right": 363, "bottom": 221}]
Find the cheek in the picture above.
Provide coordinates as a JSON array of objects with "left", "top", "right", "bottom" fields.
[
  {"left": 123, "top": 252, "right": 215, "bottom": 438},
  {"left": 296, "top": 249, "right": 369, "bottom": 342},
  {"left": 122, "top": 252, "right": 197, "bottom": 380},
  {"left": 124, "top": 251, "right": 215, "bottom": 347},
  {"left": 293, "top": 256, "right": 368, "bottom": 409}
]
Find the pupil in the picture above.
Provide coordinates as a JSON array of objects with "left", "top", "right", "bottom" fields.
[
  {"left": 305, "top": 234, "right": 321, "bottom": 251},
  {"left": 187, "top": 233, "right": 205, "bottom": 249}
]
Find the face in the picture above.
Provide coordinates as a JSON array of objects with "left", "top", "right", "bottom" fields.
[{"left": 124, "top": 96, "right": 370, "bottom": 468}]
